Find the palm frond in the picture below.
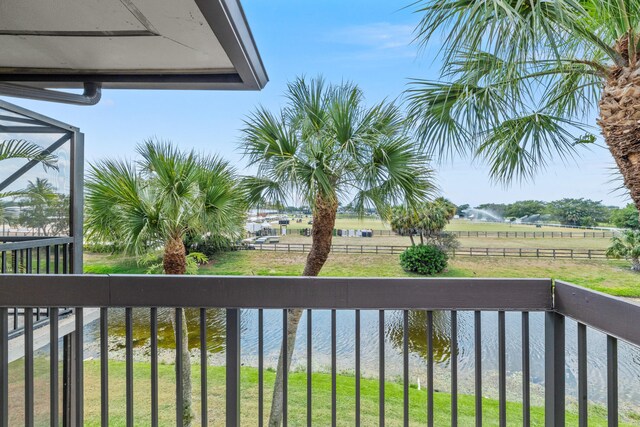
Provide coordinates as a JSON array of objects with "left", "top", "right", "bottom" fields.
[{"left": 0, "top": 139, "right": 58, "bottom": 170}]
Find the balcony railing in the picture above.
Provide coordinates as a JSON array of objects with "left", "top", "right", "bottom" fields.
[{"left": 0, "top": 274, "right": 638, "bottom": 426}]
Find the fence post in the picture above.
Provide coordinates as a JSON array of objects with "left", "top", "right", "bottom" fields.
[
  {"left": 545, "top": 311, "right": 565, "bottom": 427},
  {"left": 588, "top": 250, "right": 592, "bottom": 259},
  {"left": 553, "top": 249, "right": 556, "bottom": 259},
  {"left": 226, "top": 309, "right": 241, "bottom": 427}
]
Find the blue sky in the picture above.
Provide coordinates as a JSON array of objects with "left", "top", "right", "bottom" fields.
[{"left": 5, "top": 0, "right": 627, "bottom": 207}]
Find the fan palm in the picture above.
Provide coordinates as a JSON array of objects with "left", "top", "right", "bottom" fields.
[
  {"left": 606, "top": 230, "right": 640, "bottom": 271},
  {"left": 0, "top": 139, "right": 58, "bottom": 199},
  {"left": 241, "top": 76, "right": 435, "bottom": 426},
  {"left": 85, "top": 140, "right": 246, "bottom": 426},
  {"left": 408, "top": 0, "right": 640, "bottom": 210}
]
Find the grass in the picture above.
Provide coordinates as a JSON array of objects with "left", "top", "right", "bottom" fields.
[
  {"left": 85, "top": 251, "right": 640, "bottom": 297},
  {"left": 8, "top": 358, "right": 631, "bottom": 426}
]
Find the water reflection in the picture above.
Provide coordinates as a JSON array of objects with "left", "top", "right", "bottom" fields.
[
  {"left": 387, "top": 310, "right": 453, "bottom": 365},
  {"left": 105, "top": 308, "right": 245, "bottom": 353}
]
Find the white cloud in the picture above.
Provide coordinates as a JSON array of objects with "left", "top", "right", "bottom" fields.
[{"left": 325, "top": 22, "right": 418, "bottom": 60}]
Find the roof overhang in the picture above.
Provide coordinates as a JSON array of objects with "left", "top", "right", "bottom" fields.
[{"left": 0, "top": 0, "right": 268, "bottom": 91}]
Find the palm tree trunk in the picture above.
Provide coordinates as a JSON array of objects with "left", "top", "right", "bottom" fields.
[
  {"left": 268, "top": 196, "right": 337, "bottom": 427},
  {"left": 598, "top": 63, "right": 640, "bottom": 212},
  {"left": 409, "top": 234, "right": 415, "bottom": 246},
  {"left": 164, "top": 237, "right": 194, "bottom": 427}
]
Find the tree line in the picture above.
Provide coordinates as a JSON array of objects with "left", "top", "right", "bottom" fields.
[{"left": 457, "top": 199, "right": 639, "bottom": 229}]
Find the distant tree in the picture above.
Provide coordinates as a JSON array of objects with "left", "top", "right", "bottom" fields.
[
  {"left": 391, "top": 200, "right": 459, "bottom": 251},
  {"left": 390, "top": 205, "right": 418, "bottom": 245},
  {"left": 607, "top": 230, "right": 640, "bottom": 272},
  {"left": 547, "top": 198, "right": 609, "bottom": 226},
  {"left": 475, "top": 203, "right": 507, "bottom": 218},
  {"left": 17, "top": 178, "right": 58, "bottom": 236},
  {"left": 504, "top": 200, "right": 547, "bottom": 219},
  {"left": 456, "top": 203, "right": 470, "bottom": 217},
  {"left": 610, "top": 204, "right": 640, "bottom": 229},
  {"left": 434, "top": 197, "right": 457, "bottom": 219}
]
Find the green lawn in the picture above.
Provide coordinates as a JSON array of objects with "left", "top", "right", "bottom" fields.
[
  {"left": 85, "top": 251, "right": 640, "bottom": 297},
  {"left": 8, "top": 358, "right": 633, "bottom": 426},
  {"left": 77, "top": 361, "right": 636, "bottom": 426}
]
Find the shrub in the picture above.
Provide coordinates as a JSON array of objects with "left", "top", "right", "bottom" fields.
[{"left": 399, "top": 244, "right": 448, "bottom": 275}]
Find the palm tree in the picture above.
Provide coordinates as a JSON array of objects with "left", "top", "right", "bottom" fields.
[
  {"left": 391, "top": 205, "right": 419, "bottom": 245},
  {"left": 18, "top": 178, "right": 57, "bottom": 235},
  {"left": 241, "top": 76, "right": 436, "bottom": 426},
  {"left": 606, "top": 230, "right": 640, "bottom": 271},
  {"left": 407, "top": 0, "right": 640, "bottom": 211},
  {"left": 85, "top": 140, "right": 246, "bottom": 426}
]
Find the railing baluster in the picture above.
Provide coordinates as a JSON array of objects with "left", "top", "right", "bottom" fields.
[
  {"left": 54, "top": 245, "right": 59, "bottom": 274},
  {"left": 379, "top": 310, "right": 385, "bottom": 427},
  {"left": 331, "top": 309, "right": 337, "bottom": 427},
  {"left": 451, "top": 311, "right": 458, "bottom": 427},
  {"left": 259, "top": 309, "right": 264, "bottom": 427},
  {"left": 427, "top": 310, "right": 434, "bottom": 427},
  {"left": 150, "top": 308, "right": 158, "bottom": 427},
  {"left": 62, "top": 243, "right": 68, "bottom": 274},
  {"left": 45, "top": 246, "right": 50, "bottom": 274},
  {"left": 498, "top": 311, "right": 506, "bottom": 427},
  {"left": 175, "top": 308, "right": 184, "bottom": 427},
  {"left": 100, "top": 308, "right": 108, "bottom": 427},
  {"left": 577, "top": 323, "right": 587, "bottom": 427},
  {"left": 522, "top": 312, "right": 530, "bottom": 427},
  {"left": 50, "top": 308, "right": 59, "bottom": 427},
  {"left": 355, "top": 309, "right": 361, "bottom": 427},
  {"left": 0, "top": 307, "right": 7, "bottom": 427},
  {"left": 282, "top": 309, "right": 288, "bottom": 427},
  {"left": 403, "top": 310, "right": 409, "bottom": 427},
  {"left": 74, "top": 307, "right": 84, "bottom": 425},
  {"left": 25, "top": 307, "right": 34, "bottom": 427},
  {"left": 36, "top": 248, "right": 40, "bottom": 274},
  {"left": 475, "top": 311, "right": 482, "bottom": 426},
  {"left": 226, "top": 309, "right": 241, "bottom": 427},
  {"left": 607, "top": 335, "right": 618, "bottom": 427},
  {"left": 200, "top": 308, "right": 208, "bottom": 427},
  {"left": 306, "top": 309, "right": 311, "bottom": 427},
  {"left": 125, "top": 307, "right": 133, "bottom": 427},
  {"left": 544, "top": 312, "right": 565, "bottom": 426}
]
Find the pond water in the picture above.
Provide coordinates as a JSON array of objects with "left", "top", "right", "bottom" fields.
[{"left": 86, "top": 308, "right": 640, "bottom": 409}]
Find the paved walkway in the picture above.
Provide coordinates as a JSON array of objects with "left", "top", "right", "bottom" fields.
[{"left": 8, "top": 308, "right": 99, "bottom": 363}]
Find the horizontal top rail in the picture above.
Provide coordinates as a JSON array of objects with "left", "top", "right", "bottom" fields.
[
  {"left": 0, "top": 275, "right": 553, "bottom": 311},
  {"left": 0, "top": 237, "right": 73, "bottom": 251},
  {"left": 555, "top": 281, "right": 640, "bottom": 347}
]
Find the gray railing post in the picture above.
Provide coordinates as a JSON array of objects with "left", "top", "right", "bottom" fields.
[
  {"left": 545, "top": 311, "right": 565, "bottom": 427},
  {"left": 226, "top": 309, "right": 241, "bottom": 427}
]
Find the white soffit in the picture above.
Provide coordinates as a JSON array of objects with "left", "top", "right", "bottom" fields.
[{"left": 0, "top": 0, "right": 268, "bottom": 90}]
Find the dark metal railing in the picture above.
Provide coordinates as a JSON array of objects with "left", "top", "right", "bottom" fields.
[
  {"left": 0, "top": 275, "right": 638, "bottom": 426},
  {"left": 0, "top": 237, "right": 74, "bottom": 336}
]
